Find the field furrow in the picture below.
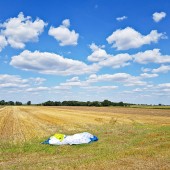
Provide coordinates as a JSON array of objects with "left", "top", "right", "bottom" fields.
[{"left": 0, "top": 107, "right": 14, "bottom": 142}]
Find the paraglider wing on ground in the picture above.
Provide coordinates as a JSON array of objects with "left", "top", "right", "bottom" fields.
[{"left": 41, "top": 132, "right": 98, "bottom": 145}]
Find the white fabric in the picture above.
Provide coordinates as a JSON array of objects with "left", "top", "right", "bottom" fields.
[{"left": 49, "top": 132, "right": 94, "bottom": 145}]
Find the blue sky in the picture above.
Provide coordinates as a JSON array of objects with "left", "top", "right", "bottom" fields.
[{"left": 0, "top": 0, "right": 170, "bottom": 104}]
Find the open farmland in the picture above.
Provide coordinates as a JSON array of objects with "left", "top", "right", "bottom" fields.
[{"left": 1, "top": 106, "right": 170, "bottom": 170}]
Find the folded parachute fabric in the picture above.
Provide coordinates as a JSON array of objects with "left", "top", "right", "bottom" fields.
[{"left": 41, "top": 132, "right": 98, "bottom": 145}]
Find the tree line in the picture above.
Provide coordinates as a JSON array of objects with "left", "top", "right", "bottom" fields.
[
  {"left": 41, "top": 100, "right": 129, "bottom": 107},
  {"left": 1, "top": 99, "right": 168, "bottom": 107},
  {"left": 0, "top": 100, "right": 31, "bottom": 105},
  {"left": 0, "top": 99, "right": 130, "bottom": 107}
]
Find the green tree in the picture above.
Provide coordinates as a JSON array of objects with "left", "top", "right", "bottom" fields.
[
  {"left": 118, "top": 101, "right": 124, "bottom": 106},
  {"left": 15, "top": 101, "right": 22, "bottom": 105},
  {"left": 8, "top": 101, "right": 14, "bottom": 105},
  {"left": 27, "top": 101, "right": 31, "bottom": 105},
  {"left": 102, "top": 100, "right": 112, "bottom": 106},
  {"left": 0, "top": 100, "right": 5, "bottom": 105}
]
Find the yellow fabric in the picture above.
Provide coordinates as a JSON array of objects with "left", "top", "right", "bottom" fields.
[{"left": 53, "top": 133, "right": 65, "bottom": 141}]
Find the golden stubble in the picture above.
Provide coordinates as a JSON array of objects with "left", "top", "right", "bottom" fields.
[{"left": 0, "top": 106, "right": 170, "bottom": 143}]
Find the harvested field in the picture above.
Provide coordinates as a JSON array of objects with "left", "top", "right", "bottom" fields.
[
  {"left": 1, "top": 106, "right": 170, "bottom": 143},
  {"left": 0, "top": 106, "right": 170, "bottom": 169}
]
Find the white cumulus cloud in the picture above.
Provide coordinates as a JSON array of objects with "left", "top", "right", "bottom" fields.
[
  {"left": 99, "top": 53, "right": 132, "bottom": 68},
  {"left": 10, "top": 50, "right": 99, "bottom": 76},
  {"left": 48, "top": 19, "right": 79, "bottom": 46},
  {"left": 158, "top": 83, "right": 170, "bottom": 88},
  {"left": 0, "top": 12, "right": 47, "bottom": 49},
  {"left": 157, "top": 83, "right": 170, "bottom": 92},
  {"left": 82, "top": 86, "right": 118, "bottom": 91},
  {"left": 67, "top": 76, "right": 80, "bottom": 82},
  {"left": 62, "top": 19, "right": 70, "bottom": 27},
  {"left": 26, "top": 86, "right": 49, "bottom": 92},
  {"left": 140, "top": 73, "right": 158, "bottom": 78},
  {"left": 60, "top": 81, "right": 84, "bottom": 87},
  {"left": 152, "top": 65, "right": 170, "bottom": 73},
  {"left": 134, "top": 49, "right": 170, "bottom": 64},
  {"left": 29, "top": 77, "right": 46, "bottom": 85},
  {"left": 106, "top": 27, "right": 165, "bottom": 50},
  {"left": 116, "top": 16, "right": 127, "bottom": 21},
  {"left": 0, "top": 35, "right": 8, "bottom": 51},
  {"left": 60, "top": 76, "right": 89, "bottom": 87},
  {"left": 133, "top": 88, "right": 143, "bottom": 92},
  {"left": 87, "top": 73, "right": 147, "bottom": 86},
  {"left": 0, "top": 74, "right": 46, "bottom": 89},
  {"left": 88, "top": 43, "right": 132, "bottom": 68},
  {"left": 87, "top": 43, "right": 108, "bottom": 62},
  {"left": 153, "top": 12, "right": 166, "bottom": 22},
  {"left": 141, "top": 67, "right": 152, "bottom": 72}
]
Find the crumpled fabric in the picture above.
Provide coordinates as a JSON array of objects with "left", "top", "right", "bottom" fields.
[
  {"left": 42, "top": 132, "right": 98, "bottom": 145},
  {"left": 53, "top": 134, "right": 65, "bottom": 141}
]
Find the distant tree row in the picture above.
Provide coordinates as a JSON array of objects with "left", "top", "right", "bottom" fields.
[
  {"left": 0, "top": 100, "right": 22, "bottom": 105},
  {"left": 1, "top": 99, "right": 168, "bottom": 107},
  {"left": 41, "top": 100, "right": 129, "bottom": 107},
  {"left": 0, "top": 99, "right": 128, "bottom": 106},
  {"left": 0, "top": 100, "right": 31, "bottom": 105}
]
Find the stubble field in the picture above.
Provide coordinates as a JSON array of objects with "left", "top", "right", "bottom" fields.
[{"left": 0, "top": 106, "right": 170, "bottom": 169}]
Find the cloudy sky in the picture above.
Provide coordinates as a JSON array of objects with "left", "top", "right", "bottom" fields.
[{"left": 0, "top": 0, "right": 170, "bottom": 104}]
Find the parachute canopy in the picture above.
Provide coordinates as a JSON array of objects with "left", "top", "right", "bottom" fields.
[{"left": 42, "top": 132, "right": 98, "bottom": 145}]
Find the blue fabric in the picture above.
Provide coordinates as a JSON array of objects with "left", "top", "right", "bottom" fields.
[
  {"left": 90, "top": 136, "right": 98, "bottom": 142},
  {"left": 41, "top": 138, "right": 50, "bottom": 144}
]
